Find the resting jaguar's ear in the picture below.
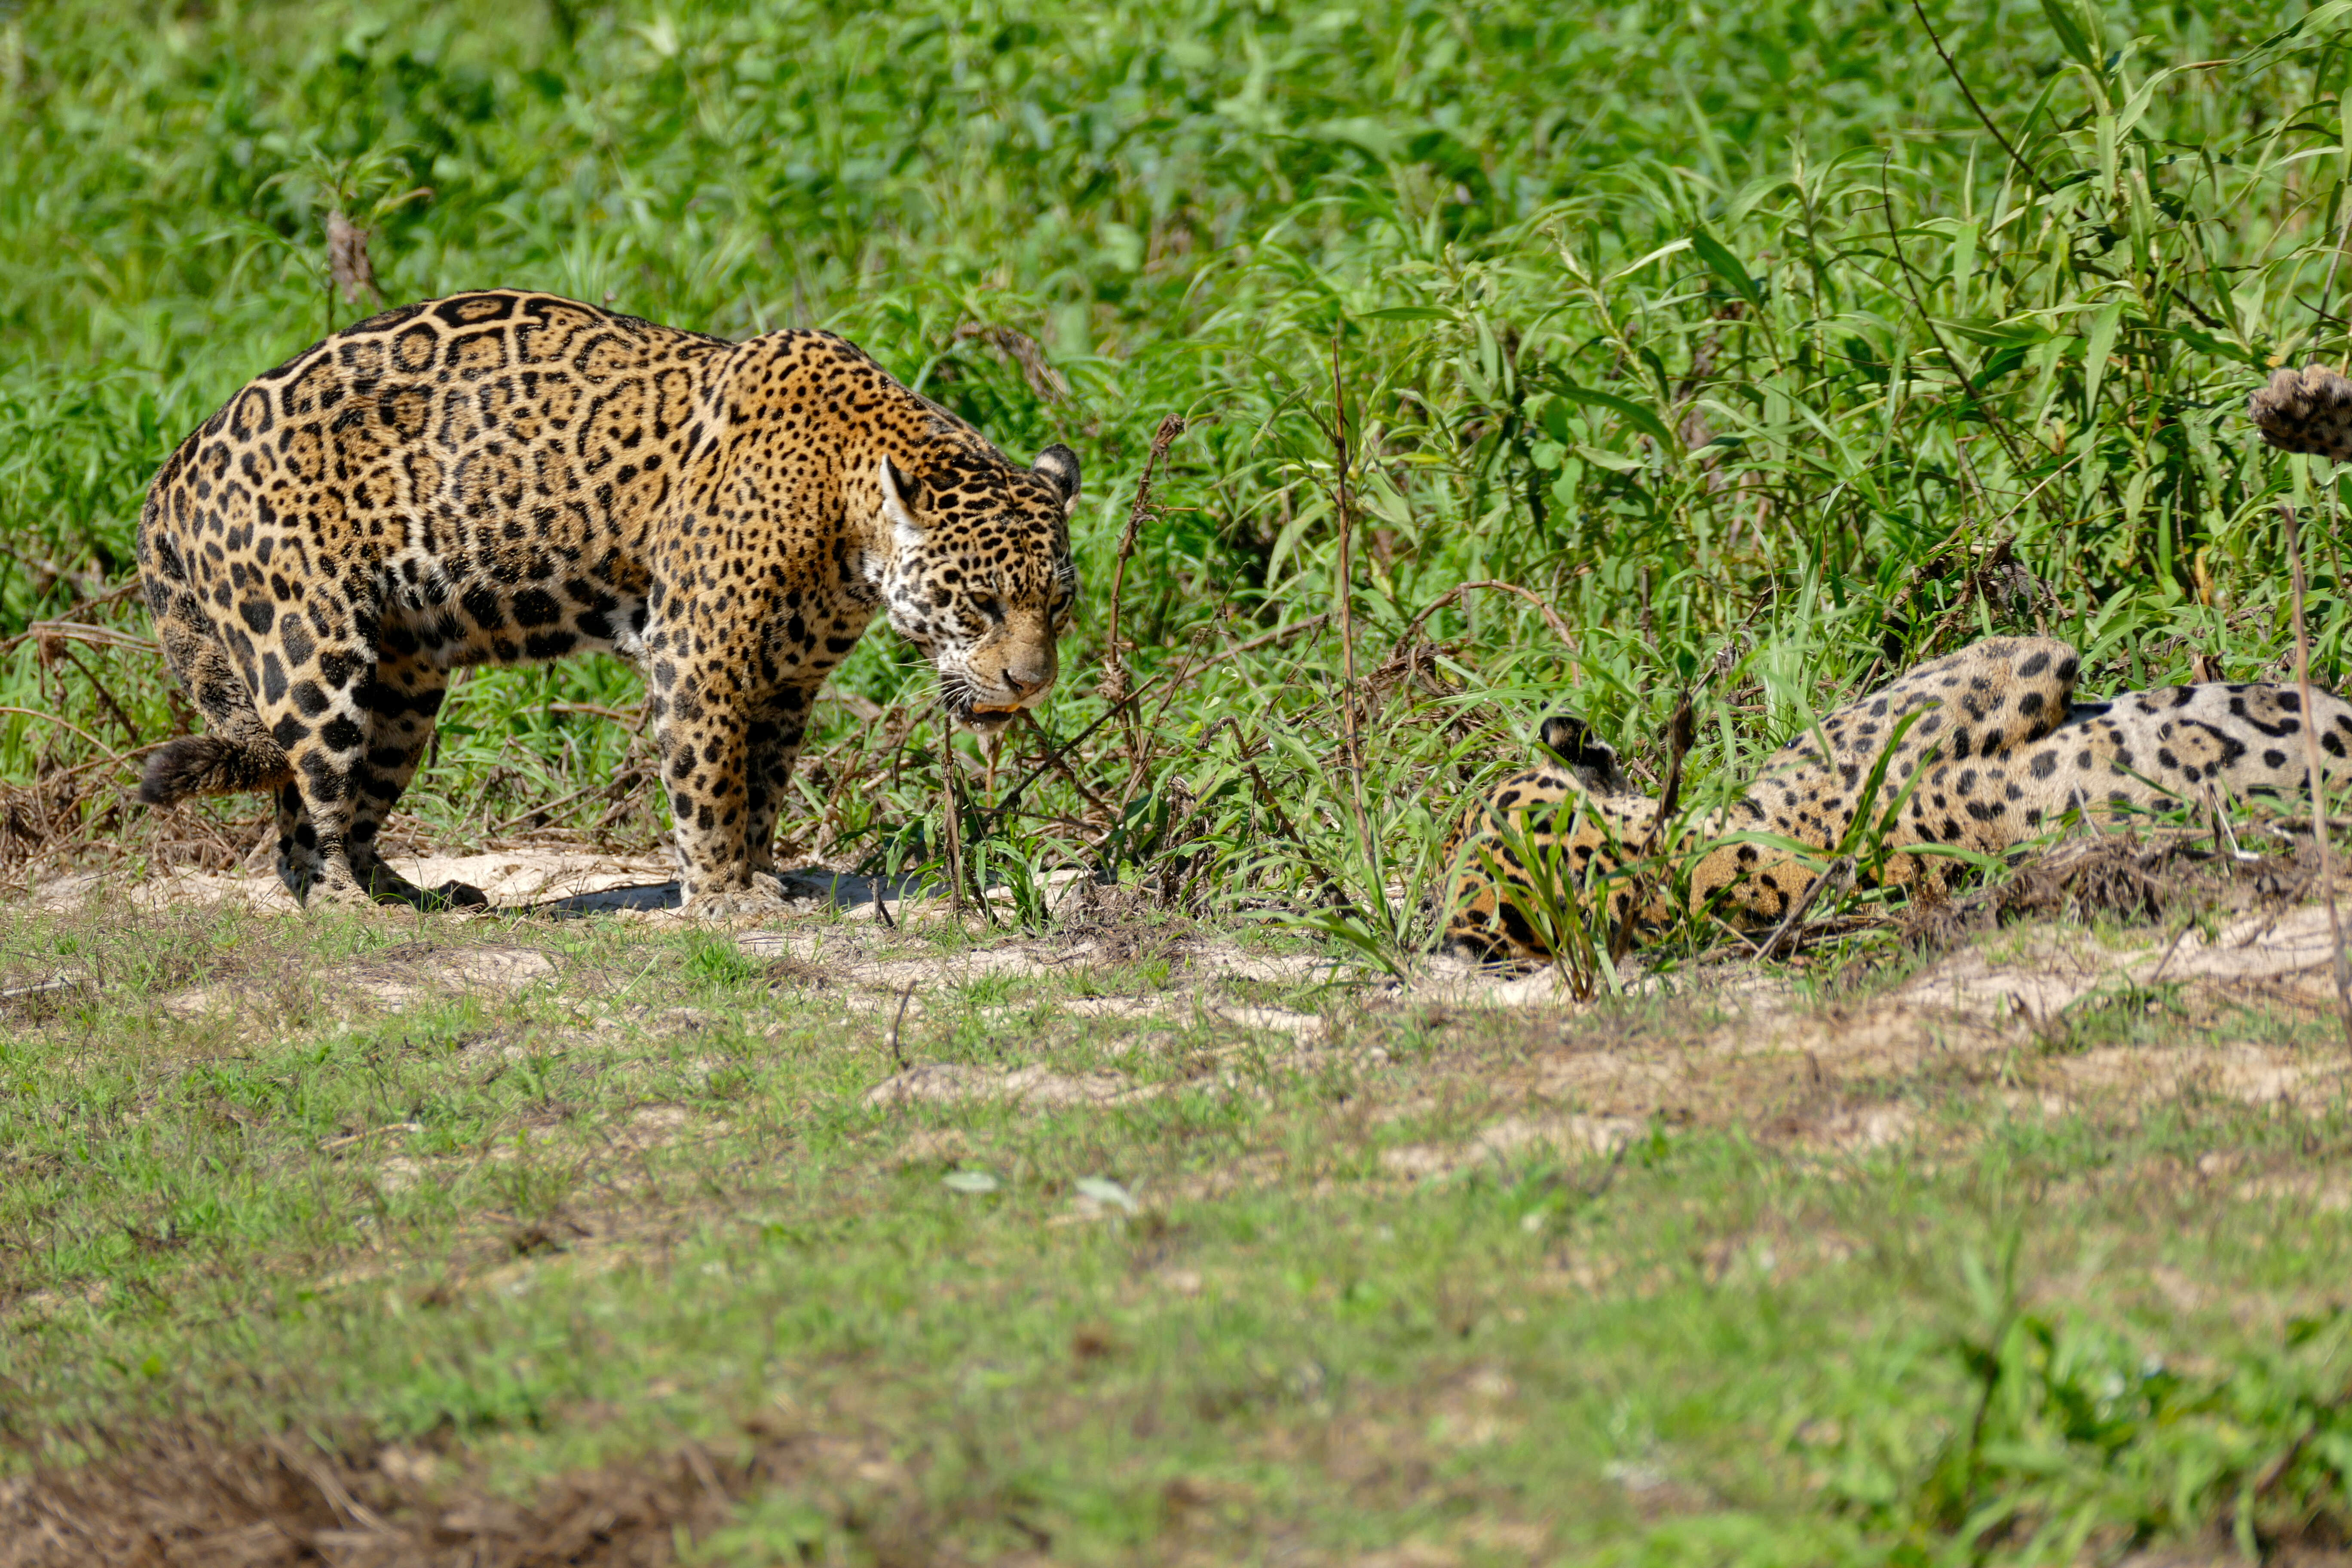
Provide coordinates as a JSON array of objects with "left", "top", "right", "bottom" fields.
[
  {"left": 877, "top": 457, "right": 924, "bottom": 550},
  {"left": 1537, "top": 715, "right": 1589, "bottom": 762},
  {"left": 1032, "top": 444, "right": 1081, "bottom": 513}
]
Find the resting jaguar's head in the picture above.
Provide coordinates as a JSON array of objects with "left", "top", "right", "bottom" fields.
[
  {"left": 873, "top": 444, "right": 1081, "bottom": 732},
  {"left": 1537, "top": 714, "right": 1631, "bottom": 796}
]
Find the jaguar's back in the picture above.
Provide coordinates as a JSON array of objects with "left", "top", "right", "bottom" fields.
[{"left": 140, "top": 291, "right": 727, "bottom": 675}]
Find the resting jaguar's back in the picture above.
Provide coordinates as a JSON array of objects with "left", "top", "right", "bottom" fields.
[
  {"left": 137, "top": 291, "right": 1082, "bottom": 914},
  {"left": 1445, "top": 637, "right": 2352, "bottom": 961}
]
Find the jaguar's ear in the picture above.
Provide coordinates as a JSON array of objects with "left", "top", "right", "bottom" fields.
[
  {"left": 1538, "top": 715, "right": 1589, "bottom": 763},
  {"left": 877, "top": 456, "right": 924, "bottom": 550},
  {"left": 1032, "top": 444, "right": 1081, "bottom": 513}
]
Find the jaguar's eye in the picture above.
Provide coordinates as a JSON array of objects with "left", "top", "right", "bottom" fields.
[{"left": 972, "top": 595, "right": 1004, "bottom": 621}]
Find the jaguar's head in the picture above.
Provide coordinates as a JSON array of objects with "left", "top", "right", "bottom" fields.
[
  {"left": 1538, "top": 714, "right": 1630, "bottom": 796},
  {"left": 873, "top": 444, "right": 1081, "bottom": 732}
]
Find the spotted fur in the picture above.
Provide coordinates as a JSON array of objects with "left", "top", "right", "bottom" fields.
[
  {"left": 136, "top": 291, "right": 1080, "bottom": 915},
  {"left": 1445, "top": 637, "right": 2352, "bottom": 961},
  {"left": 2249, "top": 363, "right": 2352, "bottom": 461}
]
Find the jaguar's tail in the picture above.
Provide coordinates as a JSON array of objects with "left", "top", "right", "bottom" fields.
[
  {"left": 138, "top": 729, "right": 294, "bottom": 806},
  {"left": 138, "top": 568, "right": 298, "bottom": 807}
]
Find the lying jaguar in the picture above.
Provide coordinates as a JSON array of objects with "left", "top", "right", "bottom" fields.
[
  {"left": 1445, "top": 637, "right": 2352, "bottom": 961},
  {"left": 135, "top": 291, "right": 1079, "bottom": 916}
]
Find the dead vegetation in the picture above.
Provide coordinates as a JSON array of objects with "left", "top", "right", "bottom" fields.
[
  {"left": 0, "top": 1417, "right": 931, "bottom": 1568},
  {"left": 1899, "top": 826, "right": 2336, "bottom": 953}
]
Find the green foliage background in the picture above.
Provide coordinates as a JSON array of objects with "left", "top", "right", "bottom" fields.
[{"left": 7, "top": 0, "right": 2352, "bottom": 931}]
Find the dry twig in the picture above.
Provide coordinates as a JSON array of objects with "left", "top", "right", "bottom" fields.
[
  {"left": 1753, "top": 855, "right": 1857, "bottom": 961},
  {"left": 2281, "top": 500, "right": 2352, "bottom": 1047},
  {"left": 327, "top": 210, "right": 380, "bottom": 306},
  {"left": 1611, "top": 689, "right": 1697, "bottom": 967},
  {"left": 950, "top": 323, "right": 1071, "bottom": 402},
  {"left": 887, "top": 981, "right": 916, "bottom": 1071},
  {"left": 0, "top": 618, "right": 160, "bottom": 658},
  {"left": 1099, "top": 414, "right": 1188, "bottom": 720}
]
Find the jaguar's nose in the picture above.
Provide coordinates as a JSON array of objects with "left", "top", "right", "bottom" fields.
[{"left": 1000, "top": 650, "right": 1057, "bottom": 700}]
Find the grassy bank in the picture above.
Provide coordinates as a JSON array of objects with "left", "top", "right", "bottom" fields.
[
  {"left": 9, "top": 0, "right": 2352, "bottom": 1559},
  {"left": 4, "top": 888, "right": 2352, "bottom": 1563}
]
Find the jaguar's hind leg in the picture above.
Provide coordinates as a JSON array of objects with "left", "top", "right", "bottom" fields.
[
  {"left": 272, "top": 778, "right": 327, "bottom": 902},
  {"left": 236, "top": 634, "right": 409, "bottom": 912},
  {"left": 340, "top": 648, "right": 484, "bottom": 910}
]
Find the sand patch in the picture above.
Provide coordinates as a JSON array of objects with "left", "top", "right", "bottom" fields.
[
  {"left": 735, "top": 922, "right": 1354, "bottom": 1042},
  {"left": 1380, "top": 1112, "right": 1646, "bottom": 1179},
  {"left": 37, "top": 849, "right": 676, "bottom": 916},
  {"left": 1900, "top": 903, "right": 2352, "bottom": 1022},
  {"left": 38, "top": 848, "right": 974, "bottom": 922},
  {"left": 159, "top": 941, "right": 559, "bottom": 1020},
  {"left": 864, "top": 1063, "right": 1167, "bottom": 1109}
]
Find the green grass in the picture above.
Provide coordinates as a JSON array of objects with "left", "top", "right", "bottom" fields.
[
  {"left": 5, "top": 892, "right": 2352, "bottom": 1560},
  {"left": 18, "top": 960, "right": 2346, "bottom": 1565},
  {"left": 10, "top": 0, "right": 2352, "bottom": 1558}
]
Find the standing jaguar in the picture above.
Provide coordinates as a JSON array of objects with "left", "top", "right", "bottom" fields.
[{"left": 135, "top": 291, "right": 1080, "bottom": 915}]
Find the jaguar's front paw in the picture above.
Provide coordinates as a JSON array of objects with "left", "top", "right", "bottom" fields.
[
  {"left": 306, "top": 876, "right": 378, "bottom": 912},
  {"left": 680, "top": 885, "right": 790, "bottom": 922}
]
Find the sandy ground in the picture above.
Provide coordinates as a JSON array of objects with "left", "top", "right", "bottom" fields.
[
  {"left": 29, "top": 842, "right": 1120, "bottom": 923},
  {"left": 12, "top": 846, "right": 2352, "bottom": 1565},
  {"left": 35, "top": 843, "right": 2350, "bottom": 1170}
]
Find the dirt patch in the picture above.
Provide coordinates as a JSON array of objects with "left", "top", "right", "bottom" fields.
[
  {"left": 32, "top": 848, "right": 677, "bottom": 916},
  {"left": 733, "top": 866, "right": 2352, "bottom": 1180},
  {"left": 1380, "top": 1112, "right": 1645, "bottom": 1179},
  {"left": 0, "top": 1417, "right": 930, "bottom": 1568},
  {"left": 1904, "top": 830, "right": 2320, "bottom": 944},
  {"left": 34, "top": 846, "right": 1109, "bottom": 925},
  {"left": 866, "top": 1061, "right": 1163, "bottom": 1108},
  {"left": 1519, "top": 977, "right": 2346, "bottom": 1133},
  {"left": 1899, "top": 903, "right": 2352, "bottom": 1024},
  {"left": 737, "top": 924, "right": 1342, "bottom": 989},
  {"left": 348, "top": 943, "right": 560, "bottom": 1007},
  {"left": 2037, "top": 1040, "right": 2350, "bottom": 1112},
  {"left": 1369, "top": 889, "right": 2352, "bottom": 1183},
  {"left": 860, "top": 1001, "right": 1341, "bottom": 1110},
  {"left": 159, "top": 942, "right": 560, "bottom": 1020}
]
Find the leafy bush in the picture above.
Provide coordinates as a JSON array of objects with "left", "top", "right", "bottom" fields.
[{"left": 7, "top": 0, "right": 2352, "bottom": 942}]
